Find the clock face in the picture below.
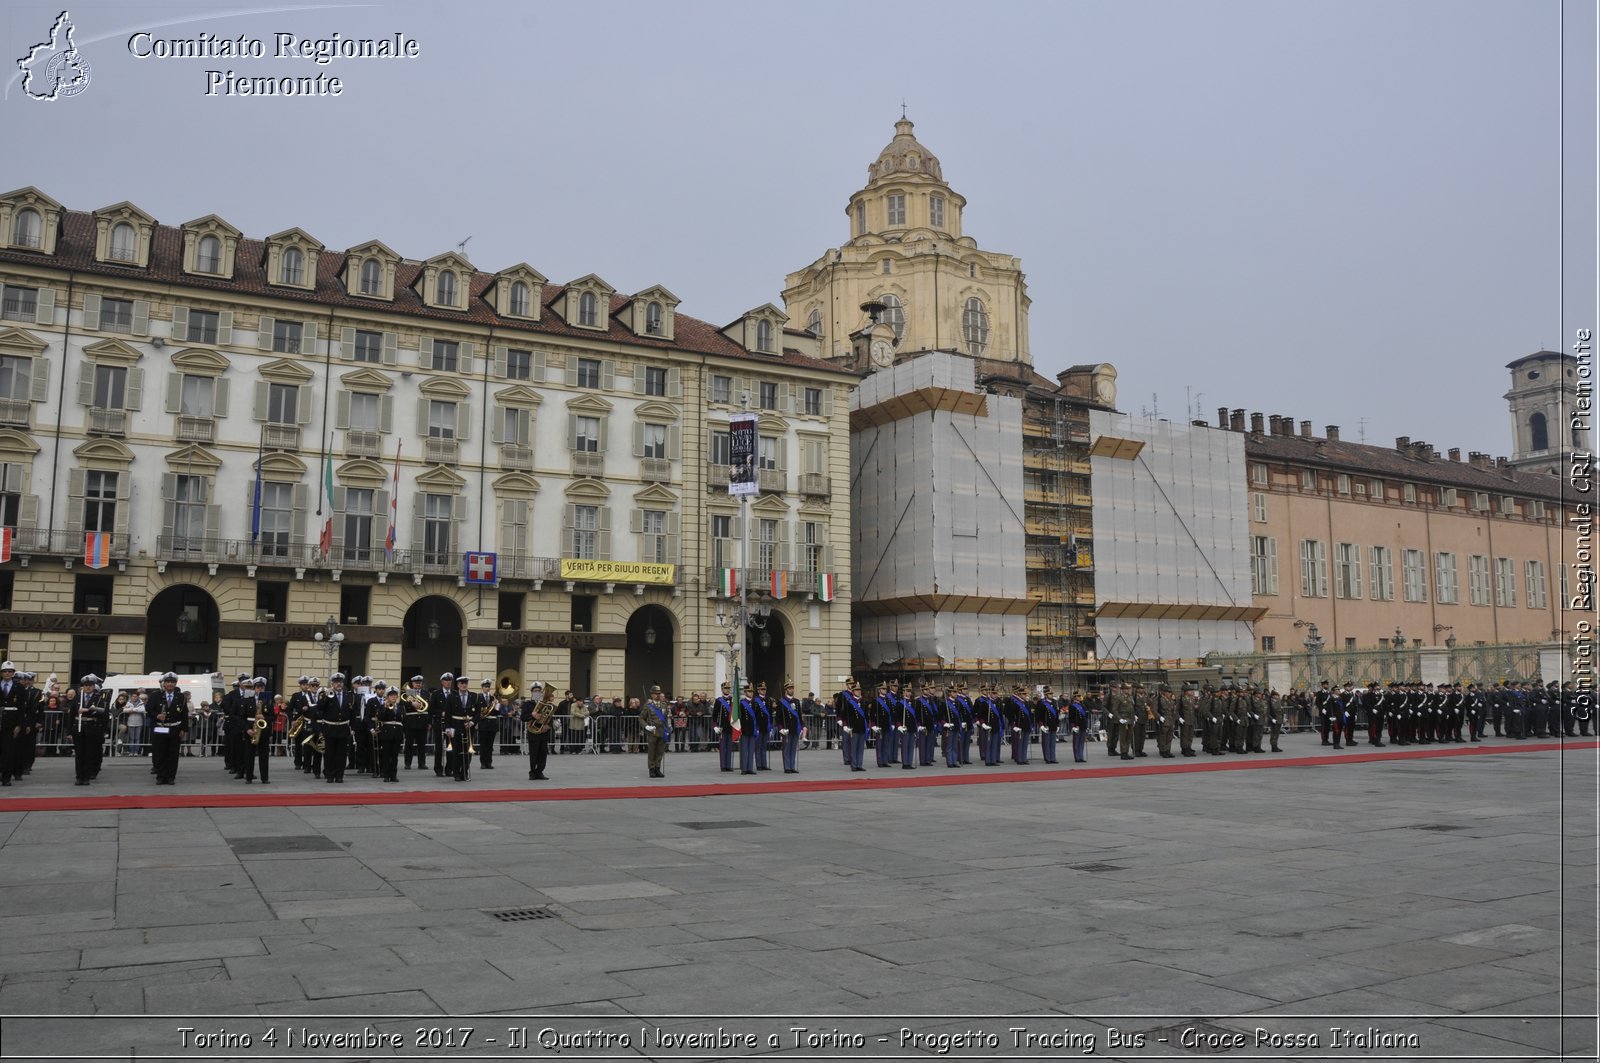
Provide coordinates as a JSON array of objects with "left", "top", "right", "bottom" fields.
[{"left": 870, "top": 340, "right": 893, "bottom": 367}]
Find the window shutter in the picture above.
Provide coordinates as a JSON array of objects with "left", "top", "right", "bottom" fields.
[
  {"left": 257, "top": 315, "right": 275, "bottom": 350},
  {"left": 130, "top": 300, "right": 150, "bottom": 337},
  {"left": 778, "top": 520, "right": 791, "bottom": 569},
  {"left": 448, "top": 506, "right": 459, "bottom": 558},
  {"left": 291, "top": 483, "right": 309, "bottom": 545},
  {"left": 459, "top": 341, "right": 475, "bottom": 377},
  {"left": 562, "top": 503, "right": 574, "bottom": 555},
  {"left": 381, "top": 331, "right": 397, "bottom": 365},
  {"left": 518, "top": 411, "right": 532, "bottom": 446},
  {"left": 597, "top": 416, "right": 608, "bottom": 453},
  {"left": 65, "top": 468, "right": 85, "bottom": 536},
  {"left": 330, "top": 486, "right": 346, "bottom": 555},
  {"left": 531, "top": 350, "right": 545, "bottom": 382},
  {"left": 667, "top": 367, "right": 682, "bottom": 399},
  {"left": 380, "top": 395, "right": 394, "bottom": 434},
  {"left": 729, "top": 513, "right": 743, "bottom": 540},
  {"left": 632, "top": 421, "right": 644, "bottom": 458},
  {"left": 411, "top": 495, "right": 425, "bottom": 559},
  {"left": 335, "top": 391, "right": 351, "bottom": 429},
  {"left": 629, "top": 509, "right": 642, "bottom": 534},
  {"left": 1267, "top": 538, "right": 1278, "bottom": 594},
  {"left": 113, "top": 474, "right": 131, "bottom": 538},
  {"left": 456, "top": 400, "right": 470, "bottom": 441},
  {"left": 253, "top": 381, "right": 269, "bottom": 422},
  {"left": 214, "top": 378, "right": 231, "bottom": 417},
  {"left": 124, "top": 367, "right": 144, "bottom": 411},
  {"left": 492, "top": 345, "right": 508, "bottom": 378},
  {"left": 416, "top": 334, "right": 432, "bottom": 368},
  {"left": 204, "top": 499, "right": 221, "bottom": 540},
  {"left": 18, "top": 494, "right": 38, "bottom": 529},
  {"left": 821, "top": 387, "right": 833, "bottom": 417},
  {"left": 783, "top": 382, "right": 796, "bottom": 414},
  {"left": 76, "top": 362, "right": 94, "bottom": 406},
  {"left": 161, "top": 473, "right": 178, "bottom": 542},
  {"left": 217, "top": 311, "right": 232, "bottom": 346},
  {"left": 597, "top": 507, "right": 611, "bottom": 560},
  {"left": 370, "top": 490, "right": 389, "bottom": 551},
  {"left": 301, "top": 321, "right": 318, "bottom": 356},
  {"left": 340, "top": 326, "right": 356, "bottom": 361},
  {"left": 666, "top": 511, "right": 679, "bottom": 562},
  {"left": 565, "top": 358, "right": 578, "bottom": 387},
  {"left": 83, "top": 293, "right": 101, "bottom": 330},
  {"left": 416, "top": 400, "right": 430, "bottom": 438},
  {"left": 490, "top": 407, "right": 504, "bottom": 444},
  {"left": 667, "top": 425, "right": 681, "bottom": 461},
  {"left": 777, "top": 439, "right": 788, "bottom": 472},
  {"left": 632, "top": 368, "right": 645, "bottom": 396},
  {"left": 28, "top": 357, "right": 48, "bottom": 403},
  {"left": 600, "top": 360, "right": 614, "bottom": 391},
  {"left": 33, "top": 286, "right": 54, "bottom": 326},
  {"left": 171, "top": 306, "right": 189, "bottom": 342},
  {"left": 737, "top": 375, "right": 752, "bottom": 405},
  {"left": 566, "top": 413, "right": 578, "bottom": 451},
  {"left": 165, "top": 374, "right": 182, "bottom": 414}
]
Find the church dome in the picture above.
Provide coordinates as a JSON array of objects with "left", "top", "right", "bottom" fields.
[{"left": 867, "top": 118, "right": 944, "bottom": 184}]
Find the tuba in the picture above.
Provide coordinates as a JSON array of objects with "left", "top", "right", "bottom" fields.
[
  {"left": 496, "top": 670, "right": 521, "bottom": 700},
  {"left": 527, "top": 682, "right": 556, "bottom": 736}
]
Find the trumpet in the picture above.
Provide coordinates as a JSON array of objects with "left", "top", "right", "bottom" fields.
[{"left": 249, "top": 716, "right": 268, "bottom": 745}]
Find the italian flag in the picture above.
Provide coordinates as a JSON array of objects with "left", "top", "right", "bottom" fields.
[
  {"left": 817, "top": 572, "right": 836, "bottom": 602},
  {"left": 729, "top": 694, "right": 742, "bottom": 739},
  {"left": 318, "top": 451, "right": 336, "bottom": 558},
  {"left": 0, "top": 527, "right": 11, "bottom": 564},
  {"left": 717, "top": 567, "right": 737, "bottom": 598}
]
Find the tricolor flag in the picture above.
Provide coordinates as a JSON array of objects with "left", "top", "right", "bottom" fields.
[
  {"left": 385, "top": 440, "right": 400, "bottom": 563},
  {"left": 770, "top": 568, "right": 787, "bottom": 599},
  {"left": 249, "top": 430, "right": 264, "bottom": 544},
  {"left": 84, "top": 532, "right": 110, "bottom": 570},
  {"left": 729, "top": 692, "right": 742, "bottom": 739},
  {"left": 318, "top": 450, "right": 336, "bottom": 559},
  {"left": 0, "top": 526, "right": 11, "bottom": 564},
  {"left": 717, "top": 567, "right": 737, "bottom": 598},
  {"left": 817, "top": 572, "right": 836, "bottom": 602}
]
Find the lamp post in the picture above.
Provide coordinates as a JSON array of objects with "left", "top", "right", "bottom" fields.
[
  {"left": 312, "top": 616, "right": 344, "bottom": 679},
  {"left": 1392, "top": 625, "right": 1405, "bottom": 682},
  {"left": 1299, "top": 622, "right": 1323, "bottom": 687}
]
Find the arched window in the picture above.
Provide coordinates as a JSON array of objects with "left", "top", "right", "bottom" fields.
[
  {"left": 645, "top": 301, "right": 663, "bottom": 334},
  {"left": 359, "top": 258, "right": 382, "bottom": 295},
  {"left": 437, "top": 269, "right": 457, "bottom": 306},
  {"left": 755, "top": 319, "right": 774, "bottom": 353},
  {"left": 109, "top": 222, "right": 137, "bottom": 262},
  {"left": 195, "top": 234, "right": 221, "bottom": 273},
  {"left": 878, "top": 294, "right": 906, "bottom": 344},
  {"left": 12, "top": 209, "right": 41, "bottom": 248},
  {"left": 578, "top": 291, "right": 599, "bottom": 326},
  {"left": 510, "top": 281, "right": 530, "bottom": 317},
  {"left": 280, "top": 246, "right": 304, "bottom": 285},
  {"left": 1529, "top": 411, "right": 1548, "bottom": 452},
  {"left": 962, "top": 297, "right": 989, "bottom": 357},
  {"left": 806, "top": 308, "right": 822, "bottom": 337}
]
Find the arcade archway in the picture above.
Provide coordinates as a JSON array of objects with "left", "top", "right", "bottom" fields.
[
  {"left": 402, "top": 596, "right": 464, "bottom": 686},
  {"left": 624, "top": 605, "right": 676, "bottom": 700},
  {"left": 144, "top": 585, "right": 219, "bottom": 674}
]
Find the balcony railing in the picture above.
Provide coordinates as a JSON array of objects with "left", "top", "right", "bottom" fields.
[
  {"left": 501, "top": 444, "right": 534, "bottom": 471},
  {"left": 704, "top": 566, "right": 828, "bottom": 597},
  {"left": 757, "top": 468, "right": 785, "bottom": 493},
  {"left": 424, "top": 437, "right": 459, "bottom": 465},
  {"left": 345, "top": 430, "right": 381, "bottom": 458},
  {"left": 263, "top": 423, "right": 301, "bottom": 451},
  {"left": 87, "top": 408, "right": 126, "bottom": 436},
  {"left": 0, "top": 398, "right": 30, "bottom": 427},
  {"left": 707, "top": 464, "right": 730, "bottom": 487},
  {"left": 799, "top": 472, "right": 830, "bottom": 497},
  {"left": 571, "top": 450, "right": 604, "bottom": 478},
  {"left": 176, "top": 416, "right": 215, "bottom": 443},
  {"left": 498, "top": 553, "right": 561, "bottom": 581},
  {"left": 13, "top": 528, "right": 130, "bottom": 557},
  {"left": 639, "top": 457, "right": 672, "bottom": 483}
]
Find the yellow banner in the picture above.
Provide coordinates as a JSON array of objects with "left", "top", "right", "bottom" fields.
[{"left": 559, "top": 559, "right": 676, "bottom": 585}]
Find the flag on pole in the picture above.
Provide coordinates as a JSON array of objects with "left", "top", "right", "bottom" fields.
[
  {"left": 717, "top": 567, "right": 737, "bottom": 598},
  {"left": 385, "top": 439, "right": 400, "bottom": 563},
  {"left": 84, "top": 532, "right": 110, "bottom": 569},
  {"left": 770, "top": 568, "right": 787, "bottom": 599},
  {"left": 729, "top": 691, "right": 742, "bottom": 739},
  {"left": 817, "top": 572, "right": 836, "bottom": 602},
  {"left": 0, "top": 527, "right": 12, "bottom": 564},
  {"left": 249, "top": 430, "right": 264, "bottom": 544},
  {"left": 318, "top": 450, "right": 336, "bottom": 558}
]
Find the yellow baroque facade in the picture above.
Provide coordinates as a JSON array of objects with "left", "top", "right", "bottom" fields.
[{"left": 0, "top": 187, "right": 857, "bottom": 700}]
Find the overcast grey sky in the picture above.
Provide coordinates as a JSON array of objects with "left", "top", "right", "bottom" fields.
[{"left": 4, "top": 0, "right": 1594, "bottom": 456}]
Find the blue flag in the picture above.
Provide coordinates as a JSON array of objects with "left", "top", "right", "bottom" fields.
[{"left": 250, "top": 430, "right": 264, "bottom": 543}]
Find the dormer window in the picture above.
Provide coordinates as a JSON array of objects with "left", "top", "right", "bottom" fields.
[
  {"left": 510, "top": 282, "right": 531, "bottom": 317},
  {"left": 437, "top": 270, "right": 458, "bottom": 307},
  {"left": 109, "top": 223, "right": 137, "bottom": 263},
  {"left": 12, "top": 210, "right": 41, "bottom": 249},
  {"left": 756, "top": 320, "right": 775, "bottom": 353},
  {"left": 579, "top": 291, "right": 599, "bottom": 327},
  {"left": 280, "top": 247, "right": 304, "bottom": 286},
  {"left": 359, "top": 258, "right": 381, "bottom": 295},
  {"left": 886, "top": 194, "right": 906, "bottom": 226},
  {"left": 195, "top": 235, "right": 221, "bottom": 274}
]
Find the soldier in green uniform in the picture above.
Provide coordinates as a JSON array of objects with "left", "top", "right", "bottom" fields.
[
  {"left": 1227, "top": 687, "right": 1248, "bottom": 754},
  {"left": 1104, "top": 682, "right": 1123, "bottom": 757},
  {"left": 1264, "top": 686, "right": 1286, "bottom": 752},
  {"left": 1199, "top": 684, "right": 1220, "bottom": 755},
  {"left": 1130, "top": 683, "right": 1151, "bottom": 758},
  {"left": 1154, "top": 684, "right": 1177, "bottom": 758},
  {"left": 1177, "top": 684, "right": 1199, "bottom": 757}
]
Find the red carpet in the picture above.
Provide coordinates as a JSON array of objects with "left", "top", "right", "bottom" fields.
[{"left": 0, "top": 740, "right": 1592, "bottom": 812}]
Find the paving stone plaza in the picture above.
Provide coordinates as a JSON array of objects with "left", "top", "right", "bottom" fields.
[{"left": 0, "top": 737, "right": 1594, "bottom": 1061}]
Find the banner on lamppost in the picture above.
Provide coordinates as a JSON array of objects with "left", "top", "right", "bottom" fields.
[{"left": 729, "top": 414, "right": 758, "bottom": 497}]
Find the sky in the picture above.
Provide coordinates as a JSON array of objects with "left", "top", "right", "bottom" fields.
[{"left": 2, "top": 0, "right": 1594, "bottom": 457}]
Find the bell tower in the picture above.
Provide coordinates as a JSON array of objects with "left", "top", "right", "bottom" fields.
[{"left": 1504, "top": 350, "right": 1587, "bottom": 476}]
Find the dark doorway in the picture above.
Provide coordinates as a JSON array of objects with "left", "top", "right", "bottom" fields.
[
  {"left": 402, "top": 596, "right": 463, "bottom": 684},
  {"left": 624, "top": 605, "right": 675, "bottom": 700},
  {"left": 570, "top": 649, "right": 595, "bottom": 698},
  {"left": 145, "top": 585, "right": 220, "bottom": 673},
  {"left": 744, "top": 611, "right": 788, "bottom": 696}
]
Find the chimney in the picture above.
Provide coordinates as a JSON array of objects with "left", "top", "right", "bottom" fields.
[
  {"left": 1217, "top": 407, "right": 1229, "bottom": 429},
  {"left": 1469, "top": 451, "right": 1490, "bottom": 469},
  {"left": 1495, "top": 456, "right": 1508, "bottom": 469},
  {"left": 1230, "top": 408, "right": 1245, "bottom": 431},
  {"left": 1250, "top": 412, "right": 1265, "bottom": 434},
  {"left": 1268, "top": 415, "right": 1282, "bottom": 435},
  {"left": 1411, "top": 442, "right": 1432, "bottom": 461},
  {"left": 1326, "top": 425, "right": 1340, "bottom": 442},
  {"left": 1396, "top": 436, "right": 1410, "bottom": 451},
  {"left": 1448, "top": 447, "right": 1461, "bottom": 462},
  {"left": 1299, "top": 420, "right": 1313, "bottom": 439}
]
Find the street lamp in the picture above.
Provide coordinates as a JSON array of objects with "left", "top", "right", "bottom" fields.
[
  {"left": 1294, "top": 620, "right": 1323, "bottom": 686},
  {"left": 1392, "top": 625, "right": 1406, "bottom": 681},
  {"left": 311, "top": 616, "right": 344, "bottom": 677}
]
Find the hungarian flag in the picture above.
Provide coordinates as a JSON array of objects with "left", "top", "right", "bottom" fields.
[
  {"left": 717, "top": 567, "right": 737, "bottom": 598},
  {"left": 0, "top": 526, "right": 11, "bottom": 564},
  {"left": 318, "top": 450, "right": 336, "bottom": 558},
  {"left": 770, "top": 568, "right": 787, "bottom": 599},
  {"left": 84, "top": 532, "right": 110, "bottom": 569},
  {"left": 817, "top": 572, "right": 836, "bottom": 602}
]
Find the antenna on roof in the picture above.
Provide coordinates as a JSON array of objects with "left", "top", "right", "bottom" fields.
[
  {"left": 1357, "top": 416, "right": 1369, "bottom": 444},
  {"left": 456, "top": 236, "right": 472, "bottom": 255}
]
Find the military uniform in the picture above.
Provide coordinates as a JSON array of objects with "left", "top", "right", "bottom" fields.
[
  {"left": 1264, "top": 689, "right": 1285, "bottom": 752},
  {"left": 642, "top": 692, "right": 671, "bottom": 778},
  {"left": 1199, "top": 685, "right": 1222, "bottom": 756},
  {"left": 69, "top": 678, "right": 108, "bottom": 784},
  {"left": 834, "top": 681, "right": 867, "bottom": 772},
  {"left": 1154, "top": 685, "right": 1177, "bottom": 758},
  {"left": 1034, "top": 689, "right": 1059, "bottom": 765},
  {"left": 1176, "top": 687, "right": 1198, "bottom": 757},
  {"left": 0, "top": 662, "right": 24, "bottom": 786},
  {"left": 713, "top": 684, "right": 735, "bottom": 772},
  {"left": 149, "top": 674, "right": 189, "bottom": 784}
]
